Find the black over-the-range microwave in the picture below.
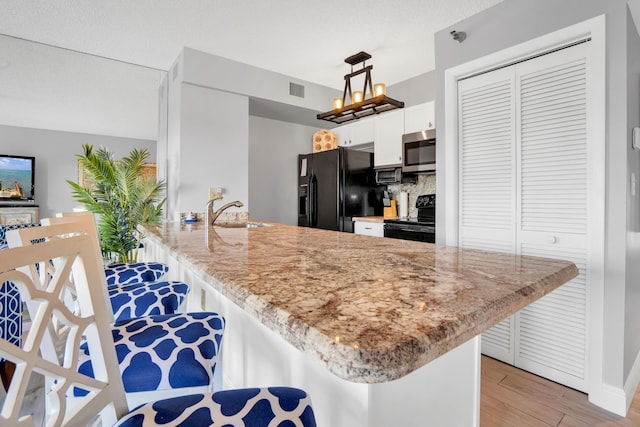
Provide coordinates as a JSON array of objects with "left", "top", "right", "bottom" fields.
[{"left": 402, "top": 129, "right": 436, "bottom": 173}]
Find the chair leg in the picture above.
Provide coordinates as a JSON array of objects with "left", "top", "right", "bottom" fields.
[{"left": 0, "top": 360, "right": 16, "bottom": 391}]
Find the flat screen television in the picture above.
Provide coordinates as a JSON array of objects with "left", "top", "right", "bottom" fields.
[{"left": 0, "top": 154, "right": 35, "bottom": 204}]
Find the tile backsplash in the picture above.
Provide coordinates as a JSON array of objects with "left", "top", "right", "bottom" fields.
[{"left": 387, "top": 174, "right": 436, "bottom": 219}]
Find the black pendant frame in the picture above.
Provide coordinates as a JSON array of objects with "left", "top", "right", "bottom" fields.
[{"left": 317, "top": 51, "right": 404, "bottom": 124}]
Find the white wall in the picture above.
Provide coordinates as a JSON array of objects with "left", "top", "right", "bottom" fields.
[
  {"left": 157, "top": 73, "right": 169, "bottom": 218},
  {"left": 624, "top": 4, "right": 640, "bottom": 382},
  {"left": 165, "top": 52, "right": 184, "bottom": 221},
  {"left": 387, "top": 70, "right": 436, "bottom": 108},
  {"left": 248, "top": 116, "right": 318, "bottom": 225},
  {"left": 163, "top": 47, "right": 337, "bottom": 220},
  {"left": 433, "top": 0, "right": 639, "bottom": 412},
  {"left": 181, "top": 48, "right": 339, "bottom": 113},
  {"left": 0, "top": 124, "right": 156, "bottom": 219},
  {"left": 179, "top": 83, "right": 249, "bottom": 216}
]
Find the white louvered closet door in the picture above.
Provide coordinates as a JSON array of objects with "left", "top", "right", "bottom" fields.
[
  {"left": 458, "top": 41, "right": 590, "bottom": 392},
  {"left": 458, "top": 67, "right": 517, "bottom": 363},
  {"left": 514, "top": 43, "right": 588, "bottom": 392}
]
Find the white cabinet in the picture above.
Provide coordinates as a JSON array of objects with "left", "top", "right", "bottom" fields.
[
  {"left": 335, "top": 119, "right": 374, "bottom": 148},
  {"left": 404, "top": 101, "right": 435, "bottom": 134},
  {"left": 354, "top": 221, "right": 384, "bottom": 237},
  {"left": 334, "top": 123, "right": 352, "bottom": 147},
  {"left": 351, "top": 119, "right": 374, "bottom": 146},
  {"left": 374, "top": 109, "right": 404, "bottom": 168}
]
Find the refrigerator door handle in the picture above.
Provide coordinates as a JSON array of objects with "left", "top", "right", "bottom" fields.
[
  {"left": 308, "top": 177, "right": 313, "bottom": 226},
  {"left": 310, "top": 174, "right": 318, "bottom": 227}
]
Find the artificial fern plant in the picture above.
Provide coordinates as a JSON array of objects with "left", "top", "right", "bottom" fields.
[{"left": 67, "top": 144, "right": 166, "bottom": 263}]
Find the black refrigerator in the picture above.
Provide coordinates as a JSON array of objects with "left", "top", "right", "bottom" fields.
[{"left": 298, "top": 147, "right": 384, "bottom": 232}]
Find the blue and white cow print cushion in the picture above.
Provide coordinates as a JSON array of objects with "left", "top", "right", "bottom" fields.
[
  {"left": 114, "top": 387, "right": 317, "bottom": 427},
  {"left": 103, "top": 262, "right": 169, "bottom": 286},
  {"left": 107, "top": 280, "right": 190, "bottom": 323},
  {"left": 75, "top": 312, "right": 225, "bottom": 395}
]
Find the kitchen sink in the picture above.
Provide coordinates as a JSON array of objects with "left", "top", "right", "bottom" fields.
[{"left": 214, "top": 221, "right": 270, "bottom": 228}]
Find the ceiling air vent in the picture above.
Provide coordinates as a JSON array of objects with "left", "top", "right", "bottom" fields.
[{"left": 290, "top": 82, "right": 305, "bottom": 98}]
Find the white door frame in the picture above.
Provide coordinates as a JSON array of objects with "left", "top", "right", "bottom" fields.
[{"left": 443, "top": 14, "right": 608, "bottom": 410}]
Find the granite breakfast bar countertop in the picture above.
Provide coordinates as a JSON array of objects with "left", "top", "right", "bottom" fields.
[{"left": 141, "top": 221, "right": 578, "bottom": 384}]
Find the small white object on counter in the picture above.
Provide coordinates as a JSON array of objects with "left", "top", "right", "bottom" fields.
[{"left": 399, "top": 191, "right": 409, "bottom": 219}]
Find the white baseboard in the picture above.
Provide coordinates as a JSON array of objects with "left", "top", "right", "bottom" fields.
[
  {"left": 624, "top": 349, "right": 640, "bottom": 412},
  {"left": 596, "top": 383, "right": 628, "bottom": 416},
  {"left": 590, "top": 350, "right": 640, "bottom": 417}
]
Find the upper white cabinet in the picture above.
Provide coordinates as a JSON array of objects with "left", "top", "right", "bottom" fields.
[
  {"left": 351, "top": 119, "right": 374, "bottom": 146},
  {"left": 374, "top": 109, "right": 404, "bottom": 167},
  {"left": 334, "top": 123, "right": 351, "bottom": 147},
  {"left": 333, "top": 101, "right": 435, "bottom": 168},
  {"left": 335, "top": 118, "right": 374, "bottom": 148},
  {"left": 404, "top": 101, "right": 435, "bottom": 133}
]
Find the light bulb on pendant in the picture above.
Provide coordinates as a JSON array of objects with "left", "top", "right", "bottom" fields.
[
  {"left": 352, "top": 91, "right": 364, "bottom": 104},
  {"left": 374, "top": 83, "right": 386, "bottom": 97},
  {"left": 333, "top": 98, "right": 343, "bottom": 110}
]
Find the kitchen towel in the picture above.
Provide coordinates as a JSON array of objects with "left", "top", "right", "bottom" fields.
[{"left": 399, "top": 191, "right": 408, "bottom": 219}]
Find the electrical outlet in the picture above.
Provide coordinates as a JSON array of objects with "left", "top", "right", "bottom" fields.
[{"left": 209, "top": 187, "right": 223, "bottom": 201}]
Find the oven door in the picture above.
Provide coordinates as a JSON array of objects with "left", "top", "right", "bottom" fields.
[{"left": 384, "top": 223, "right": 435, "bottom": 243}]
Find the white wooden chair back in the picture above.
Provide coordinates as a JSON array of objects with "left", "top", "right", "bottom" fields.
[
  {"left": 11, "top": 213, "right": 115, "bottom": 326},
  {"left": 53, "top": 211, "right": 143, "bottom": 264},
  {"left": 45, "top": 212, "right": 103, "bottom": 267},
  {"left": 0, "top": 222, "right": 128, "bottom": 426}
]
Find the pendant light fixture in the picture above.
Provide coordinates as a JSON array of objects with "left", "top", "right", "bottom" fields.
[{"left": 317, "top": 51, "right": 404, "bottom": 124}]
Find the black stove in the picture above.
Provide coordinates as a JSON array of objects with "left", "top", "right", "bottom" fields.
[{"left": 384, "top": 194, "right": 435, "bottom": 243}]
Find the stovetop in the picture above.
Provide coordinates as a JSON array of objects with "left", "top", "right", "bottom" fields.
[{"left": 384, "top": 193, "right": 435, "bottom": 227}]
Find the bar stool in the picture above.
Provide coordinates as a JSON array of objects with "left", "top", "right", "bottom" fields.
[
  {"left": 103, "top": 261, "right": 169, "bottom": 285},
  {"left": 42, "top": 215, "right": 190, "bottom": 323},
  {"left": 10, "top": 219, "right": 222, "bottom": 408},
  {"left": 1, "top": 222, "right": 186, "bottom": 326},
  {"left": 114, "top": 387, "right": 317, "bottom": 426},
  {"left": 107, "top": 280, "right": 189, "bottom": 322}
]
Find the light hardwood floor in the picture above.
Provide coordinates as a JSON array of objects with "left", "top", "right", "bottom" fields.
[{"left": 481, "top": 356, "right": 640, "bottom": 426}]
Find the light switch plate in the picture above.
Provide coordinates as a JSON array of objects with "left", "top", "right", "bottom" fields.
[{"left": 633, "top": 127, "right": 640, "bottom": 150}]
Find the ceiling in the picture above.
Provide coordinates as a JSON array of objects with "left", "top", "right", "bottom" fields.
[
  {"left": 1, "top": 0, "right": 638, "bottom": 140},
  {"left": 0, "top": 0, "right": 507, "bottom": 140}
]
